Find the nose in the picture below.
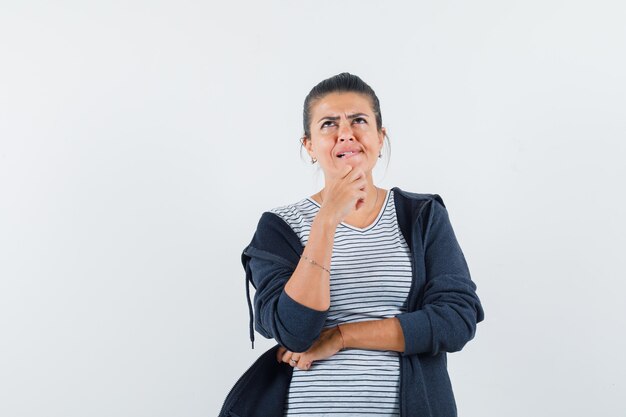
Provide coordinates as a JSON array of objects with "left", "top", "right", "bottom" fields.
[{"left": 337, "top": 120, "right": 355, "bottom": 142}]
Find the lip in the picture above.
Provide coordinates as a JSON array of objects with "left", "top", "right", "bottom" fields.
[{"left": 336, "top": 148, "right": 363, "bottom": 159}]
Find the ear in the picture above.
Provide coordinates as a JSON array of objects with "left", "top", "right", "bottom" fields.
[
  {"left": 302, "top": 136, "right": 314, "bottom": 156},
  {"left": 378, "top": 127, "right": 386, "bottom": 149}
]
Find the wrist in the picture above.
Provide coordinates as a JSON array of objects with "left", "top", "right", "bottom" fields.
[
  {"left": 315, "top": 207, "right": 341, "bottom": 229},
  {"left": 336, "top": 324, "right": 347, "bottom": 350}
]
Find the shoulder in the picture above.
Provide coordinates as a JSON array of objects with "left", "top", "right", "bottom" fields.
[
  {"left": 391, "top": 187, "right": 449, "bottom": 245},
  {"left": 249, "top": 211, "right": 300, "bottom": 251},
  {"left": 391, "top": 186, "right": 445, "bottom": 208},
  {"left": 268, "top": 198, "right": 317, "bottom": 228},
  {"left": 242, "top": 200, "right": 309, "bottom": 267},
  {"left": 391, "top": 186, "right": 447, "bottom": 225}
]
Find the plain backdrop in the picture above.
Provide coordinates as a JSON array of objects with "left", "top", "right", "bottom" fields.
[{"left": 1, "top": 1, "right": 625, "bottom": 416}]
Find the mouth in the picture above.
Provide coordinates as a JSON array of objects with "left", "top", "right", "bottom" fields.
[{"left": 336, "top": 150, "right": 363, "bottom": 159}]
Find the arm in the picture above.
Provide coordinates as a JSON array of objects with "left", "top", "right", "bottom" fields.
[
  {"left": 284, "top": 167, "right": 369, "bottom": 312},
  {"left": 278, "top": 317, "right": 405, "bottom": 370},
  {"left": 247, "top": 168, "right": 367, "bottom": 353},
  {"left": 301, "top": 198, "right": 482, "bottom": 357},
  {"left": 339, "top": 317, "right": 405, "bottom": 352},
  {"left": 395, "top": 199, "right": 485, "bottom": 356},
  {"left": 278, "top": 199, "right": 483, "bottom": 368},
  {"left": 245, "top": 210, "right": 340, "bottom": 353},
  {"left": 283, "top": 209, "right": 337, "bottom": 311},
  {"left": 247, "top": 255, "right": 326, "bottom": 353}
]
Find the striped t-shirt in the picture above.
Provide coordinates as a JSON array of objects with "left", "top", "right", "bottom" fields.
[{"left": 269, "top": 189, "right": 413, "bottom": 417}]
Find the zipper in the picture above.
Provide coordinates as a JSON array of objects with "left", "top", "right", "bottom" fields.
[
  {"left": 219, "top": 345, "right": 289, "bottom": 417},
  {"left": 218, "top": 351, "right": 264, "bottom": 417},
  {"left": 399, "top": 354, "right": 404, "bottom": 417}
]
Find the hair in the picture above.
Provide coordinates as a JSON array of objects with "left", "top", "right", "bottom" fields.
[{"left": 302, "top": 72, "right": 383, "bottom": 139}]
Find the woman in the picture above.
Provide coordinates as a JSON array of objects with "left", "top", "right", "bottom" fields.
[{"left": 241, "top": 73, "right": 484, "bottom": 417}]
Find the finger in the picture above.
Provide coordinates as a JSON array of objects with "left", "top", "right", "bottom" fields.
[
  {"left": 276, "top": 346, "right": 287, "bottom": 363},
  {"left": 344, "top": 168, "right": 360, "bottom": 182},
  {"left": 290, "top": 353, "right": 301, "bottom": 366},
  {"left": 340, "top": 164, "right": 353, "bottom": 178},
  {"left": 348, "top": 170, "right": 367, "bottom": 184},
  {"left": 281, "top": 350, "right": 293, "bottom": 364},
  {"left": 354, "top": 179, "right": 368, "bottom": 191},
  {"left": 296, "top": 358, "right": 312, "bottom": 371},
  {"left": 355, "top": 192, "right": 367, "bottom": 210},
  {"left": 292, "top": 352, "right": 309, "bottom": 370}
]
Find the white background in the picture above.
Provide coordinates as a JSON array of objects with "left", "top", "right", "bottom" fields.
[{"left": 1, "top": 1, "right": 625, "bottom": 416}]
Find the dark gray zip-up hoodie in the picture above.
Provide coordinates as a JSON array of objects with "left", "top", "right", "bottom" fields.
[{"left": 238, "top": 187, "right": 484, "bottom": 417}]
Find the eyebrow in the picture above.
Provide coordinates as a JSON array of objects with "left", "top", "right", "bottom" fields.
[{"left": 317, "top": 113, "right": 369, "bottom": 123}]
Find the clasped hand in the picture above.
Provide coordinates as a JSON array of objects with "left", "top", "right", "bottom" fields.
[{"left": 277, "top": 326, "right": 344, "bottom": 371}]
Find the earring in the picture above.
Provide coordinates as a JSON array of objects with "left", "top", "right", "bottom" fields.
[
  {"left": 378, "top": 152, "right": 382, "bottom": 158},
  {"left": 311, "top": 157, "right": 317, "bottom": 164}
]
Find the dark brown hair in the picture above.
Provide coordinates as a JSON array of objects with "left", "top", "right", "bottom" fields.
[{"left": 302, "top": 72, "right": 383, "bottom": 138}]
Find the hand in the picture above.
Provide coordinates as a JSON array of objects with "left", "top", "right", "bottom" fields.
[
  {"left": 276, "top": 326, "right": 345, "bottom": 371},
  {"left": 318, "top": 165, "right": 368, "bottom": 225}
]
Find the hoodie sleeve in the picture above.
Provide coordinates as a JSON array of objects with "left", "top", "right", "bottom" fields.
[
  {"left": 396, "top": 198, "right": 485, "bottom": 356},
  {"left": 243, "top": 212, "right": 328, "bottom": 353}
]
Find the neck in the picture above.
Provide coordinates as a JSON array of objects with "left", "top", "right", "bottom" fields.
[
  {"left": 322, "top": 170, "right": 377, "bottom": 197},
  {"left": 319, "top": 181, "right": 381, "bottom": 220}
]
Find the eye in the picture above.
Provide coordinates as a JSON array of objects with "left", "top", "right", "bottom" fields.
[
  {"left": 353, "top": 117, "right": 367, "bottom": 124},
  {"left": 321, "top": 120, "right": 336, "bottom": 128}
]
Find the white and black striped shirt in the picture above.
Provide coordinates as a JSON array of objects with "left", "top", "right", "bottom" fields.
[{"left": 270, "top": 189, "right": 413, "bottom": 417}]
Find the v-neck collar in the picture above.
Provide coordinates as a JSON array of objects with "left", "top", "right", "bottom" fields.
[{"left": 306, "top": 188, "right": 390, "bottom": 232}]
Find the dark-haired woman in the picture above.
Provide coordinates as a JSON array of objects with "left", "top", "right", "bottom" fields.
[{"left": 242, "top": 73, "right": 484, "bottom": 417}]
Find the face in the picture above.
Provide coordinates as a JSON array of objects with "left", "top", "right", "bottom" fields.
[{"left": 303, "top": 92, "right": 386, "bottom": 179}]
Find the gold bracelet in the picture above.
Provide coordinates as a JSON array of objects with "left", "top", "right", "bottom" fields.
[{"left": 300, "top": 254, "right": 331, "bottom": 275}]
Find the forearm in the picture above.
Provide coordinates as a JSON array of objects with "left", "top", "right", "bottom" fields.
[
  {"left": 339, "top": 317, "right": 405, "bottom": 352},
  {"left": 284, "top": 209, "right": 337, "bottom": 311}
]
